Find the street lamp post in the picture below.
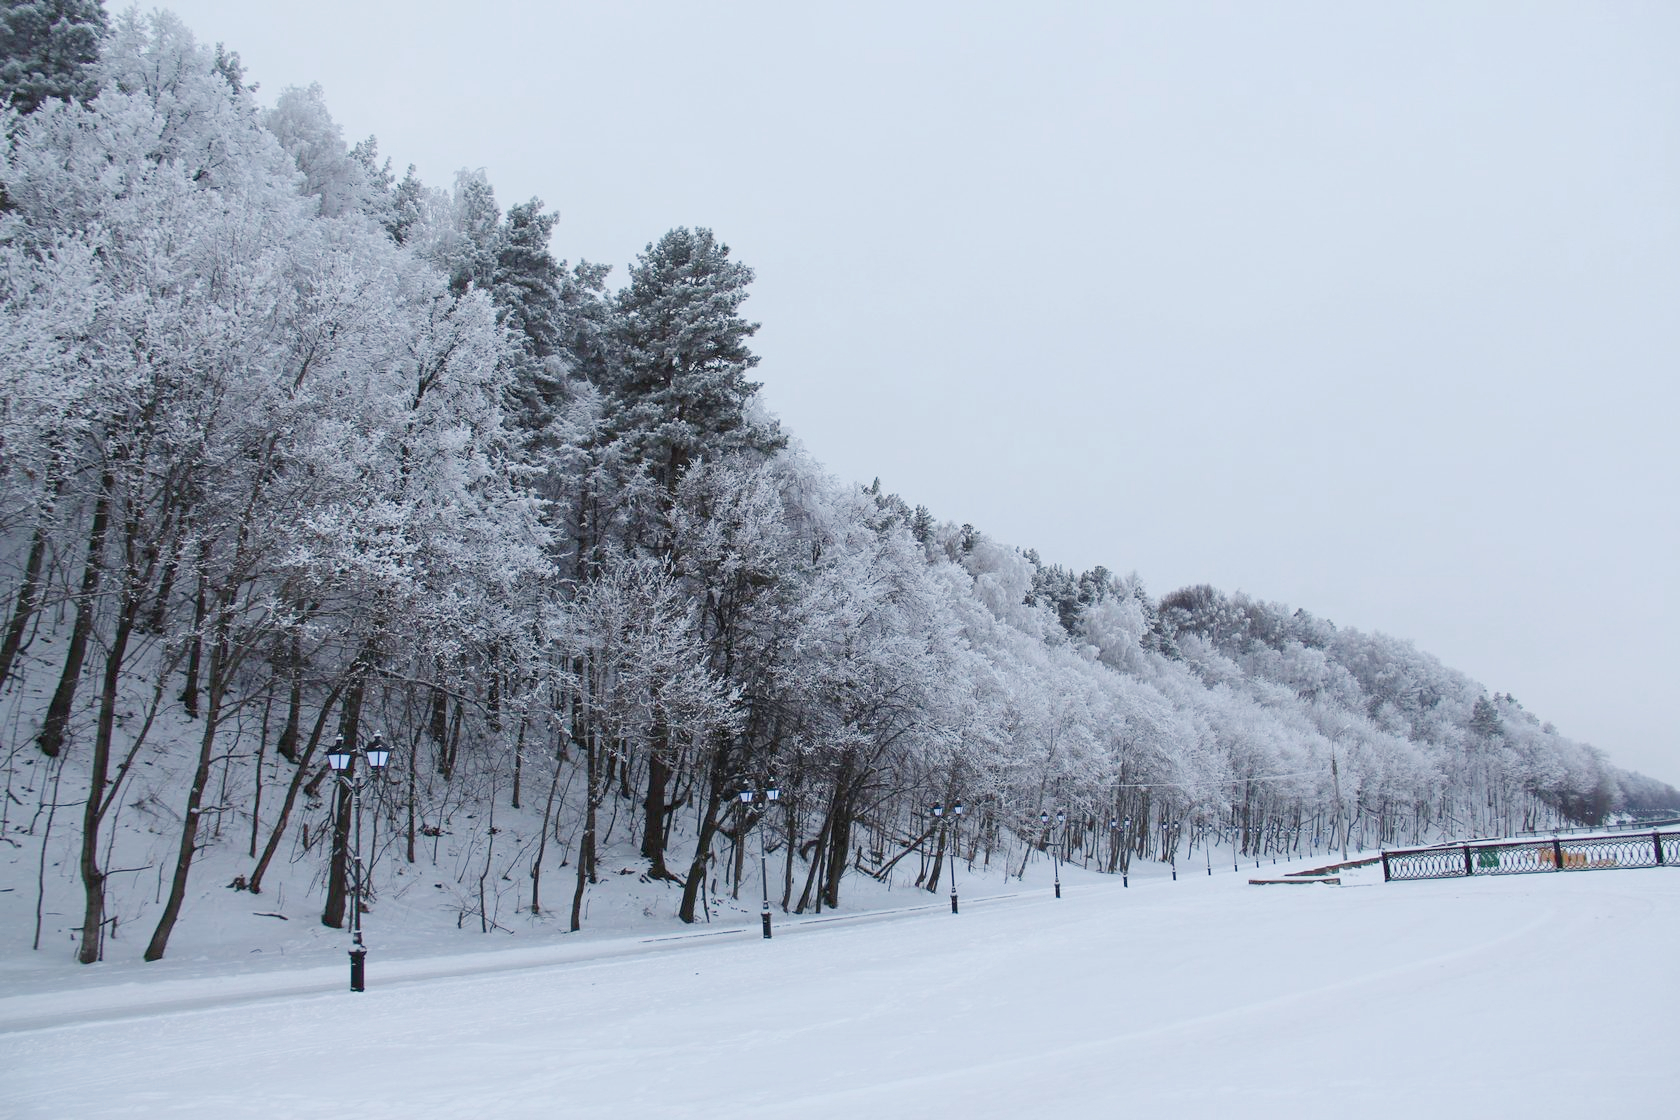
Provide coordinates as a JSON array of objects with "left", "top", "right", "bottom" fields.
[
  {"left": 738, "top": 777, "right": 781, "bottom": 938},
  {"left": 327, "top": 731, "right": 389, "bottom": 993},
  {"left": 1041, "top": 810, "right": 1065, "bottom": 898},
  {"left": 1163, "top": 819, "right": 1176, "bottom": 881},
  {"left": 930, "top": 802, "right": 965, "bottom": 913}
]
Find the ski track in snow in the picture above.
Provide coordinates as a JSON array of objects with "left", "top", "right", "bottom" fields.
[{"left": 3, "top": 867, "right": 1675, "bottom": 1118}]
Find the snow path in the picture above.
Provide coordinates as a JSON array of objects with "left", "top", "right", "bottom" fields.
[
  {"left": 5, "top": 868, "right": 1675, "bottom": 1118},
  {"left": 0, "top": 890, "right": 1027, "bottom": 1034}
]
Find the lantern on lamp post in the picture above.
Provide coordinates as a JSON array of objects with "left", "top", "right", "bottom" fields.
[
  {"left": 326, "top": 731, "right": 389, "bottom": 992},
  {"left": 930, "top": 802, "right": 965, "bottom": 913},
  {"left": 738, "top": 777, "right": 781, "bottom": 938},
  {"left": 1041, "top": 809, "right": 1066, "bottom": 898}
]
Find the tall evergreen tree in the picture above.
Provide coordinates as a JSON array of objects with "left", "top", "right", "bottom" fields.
[
  {"left": 0, "top": 0, "right": 105, "bottom": 114},
  {"left": 609, "top": 227, "right": 781, "bottom": 500}
]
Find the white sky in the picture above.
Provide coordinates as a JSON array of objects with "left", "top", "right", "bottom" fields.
[{"left": 156, "top": 2, "right": 1680, "bottom": 783}]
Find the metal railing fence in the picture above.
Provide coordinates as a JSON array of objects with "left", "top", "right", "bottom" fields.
[{"left": 1382, "top": 830, "right": 1679, "bottom": 883}]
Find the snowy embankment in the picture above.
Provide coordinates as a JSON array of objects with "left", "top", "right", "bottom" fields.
[{"left": 5, "top": 856, "right": 1675, "bottom": 1118}]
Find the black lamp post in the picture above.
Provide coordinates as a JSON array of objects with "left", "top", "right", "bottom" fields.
[
  {"left": 1041, "top": 810, "right": 1065, "bottom": 898},
  {"left": 1203, "top": 819, "right": 1213, "bottom": 876},
  {"left": 1162, "top": 819, "right": 1176, "bottom": 881},
  {"left": 327, "top": 731, "right": 389, "bottom": 992},
  {"left": 738, "top": 777, "right": 781, "bottom": 938},
  {"left": 930, "top": 801, "right": 965, "bottom": 913}
]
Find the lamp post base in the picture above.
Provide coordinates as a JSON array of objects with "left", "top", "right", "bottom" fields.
[
  {"left": 349, "top": 947, "right": 366, "bottom": 992},
  {"left": 761, "top": 907, "right": 772, "bottom": 940}
]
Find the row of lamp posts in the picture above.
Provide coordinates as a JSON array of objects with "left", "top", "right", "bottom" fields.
[{"left": 327, "top": 752, "right": 1305, "bottom": 993}]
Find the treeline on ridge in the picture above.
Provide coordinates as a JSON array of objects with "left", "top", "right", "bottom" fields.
[{"left": 0, "top": 9, "right": 1673, "bottom": 964}]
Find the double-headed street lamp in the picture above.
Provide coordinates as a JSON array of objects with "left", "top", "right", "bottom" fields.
[
  {"left": 1040, "top": 809, "right": 1066, "bottom": 898},
  {"left": 929, "top": 802, "right": 964, "bottom": 913},
  {"left": 737, "top": 777, "right": 781, "bottom": 938},
  {"left": 326, "top": 730, "right": 389, "bottom": 992}
]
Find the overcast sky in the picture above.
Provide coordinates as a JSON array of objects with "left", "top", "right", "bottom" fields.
[{"left": 159, "top": 1, "right": 1680, "bottom": 783}]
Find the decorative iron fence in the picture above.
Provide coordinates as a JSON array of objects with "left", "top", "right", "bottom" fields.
[{"left": 1382, "top": 831, "right": 1679, "bottom": 883}]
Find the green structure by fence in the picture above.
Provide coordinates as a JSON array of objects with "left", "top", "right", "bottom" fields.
[{"left": 1382, "top": 830, "right": 1679, "bottom": 882}]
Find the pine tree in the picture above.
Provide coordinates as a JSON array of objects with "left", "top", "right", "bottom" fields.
[
  {"left": 0, "top": 0, "right": 105, "bottom": 114},
  {"left": 608, "top": 227, "right": 781, "bottom": 498}
]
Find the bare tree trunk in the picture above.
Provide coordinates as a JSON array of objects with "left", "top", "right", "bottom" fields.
[
  {"left": 484, "top": 642, "right": 501, "bottom": 733},
  {"left": 531, "top": 731, "right": 566, "bottom": 915},
  {"left": 428, "top": 659, "right": 449, "bottom": 746},
  {"left": 180, "top": 541, "right": 209, "bottom": 719},
  {"left": 275, "top": 621, "right": 304, "bottom": 763},
  {"left": 246, "top": 677, "right": 345, "bottom": 893},
  {"left": 405, "top": 728, "right": 417, "bottom": 865},
  {"left": 39, "top": 473, "right": 113, "bottom": 757},
  {"left": 145, "top": 589, "right": 237, "bottom": 962},
  {"left": 823, "top": 801, "right": 854, "bottom": 910},
  {"left": 678, "top": 747, "right": 729, "bottom": 924},
  {"left": 511, "top": 717, "right": 525, "bottom": 809},
  {"left": 143, "top": 533, "right": 180, "bottom": 635},
  {"left": 0, "top": 478, "right": 60, "bottom": 691},
  {"left": 641, "top": 731, "right": 678, "bottom": 880},
  {"left": 781, "top": 801, "right": 797, "bottom": 911},
  {"left": 924, "top": 825, "right": 946, "bottom": 893},
  {"left": 570, "top": 729, "right": 600, "bottom": 932},
  {"left": 77, "top": 565, "right": 138, "bottom": 963}
]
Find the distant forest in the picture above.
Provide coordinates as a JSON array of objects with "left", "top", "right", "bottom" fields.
[{"left": 3, "top": 6, "right": 1674, "bottom": 963}]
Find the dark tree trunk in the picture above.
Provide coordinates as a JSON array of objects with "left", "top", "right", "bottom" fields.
[
  {"left": 145, "top": 590, "right": 237, "bottom": 962},
  {"left": 924, "top": 826, "right": 946, "bottom": 894},
  {"left": 429, "top": 660, "right": 449, "bottom": 747},
  {"left": 321, "top": 668, "right": 369, "bottom": 929},
  {"left": 438, "top": 700, "right": 462, "bottom": 779},
  {"left": 39, "top": 473, "right": 114, "bottom": 757},
  {"left": 677, "top": 747, "right": 729, "bottom": 924},
  {"left": 247, "top": 677, "right": 345, "bottom": 893},
  {"left": 819, "top": 757, "right": 856, "bottom": 910},
  {"left": 77, "top": 564, "right": 138, "bottom": 963},
  {"left": 180, "top": 544, "right": 208, "bottom": 719},
  {"left": 641, "top": 739, "right": 678, "bottom": 880},
  {"left": 511, "top": 718, "right": 525, "bottom": 809},
  {"left": 570, "top": 729, "right": 600, "bottom": 932},
  {"left": 531, "top": 732, "right": 566, "bottom": 915},
  {"left": 484, "top": 642, "right": 501, "bottom": 732},
  {"left": 143, "top": 534, "right": 180, "bottom": 635},
  {"left": 0, "top": 490, "right": 56, "bottom": 692},
  {"left": 405, "top": 728, "right": 417, "bottom": 865},
  {"left": 276, "top": 624, "right": 304, "bottom": 763}
]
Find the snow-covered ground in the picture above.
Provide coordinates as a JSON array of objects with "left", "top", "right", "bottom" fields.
[{"left": 5, "top": 855, "right": 1674, "bottom": 1118}]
